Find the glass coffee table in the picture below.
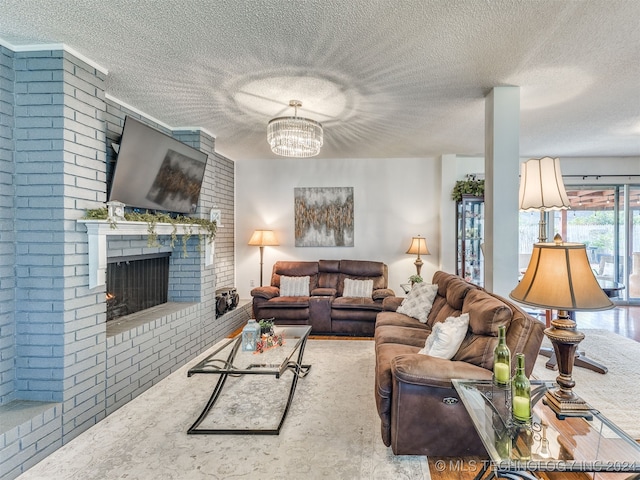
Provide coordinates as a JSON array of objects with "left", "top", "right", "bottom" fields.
[
  {"left": 187, "top": 325, "right": 312, "bottom": 435},
  {"left": 452, "top": 379, "right": 640, "bottom": 479}
]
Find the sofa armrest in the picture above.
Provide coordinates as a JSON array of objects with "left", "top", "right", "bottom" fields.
[
  {"left": 391, "top": 354, "right": 491, "bottom": 389},
  {"left": 250, "top": 286, "right": 279, "bottom": 300},
  {"left": 373, "top": 288, "right": 395, "bottom": 301},
  {"left": 382, "top": 296, "right": 404, "bottom": 311},
  {"left": 311, "top": 287, "right": 337, "bottom": 296}
]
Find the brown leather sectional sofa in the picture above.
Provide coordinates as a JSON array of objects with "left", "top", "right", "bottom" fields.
[
  {"left": 375, "top": 271, "right": 545, "bottom": 456},
  {"left": 250, "top": 259, "right": 394, "bottom": 336}
]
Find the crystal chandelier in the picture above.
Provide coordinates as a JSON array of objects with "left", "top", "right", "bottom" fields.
[{"left": 267, "top": 100, "right": 323, "bottom": 158}]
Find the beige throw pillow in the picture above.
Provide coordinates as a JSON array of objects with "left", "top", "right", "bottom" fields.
[
  {"left": 279, "top": 275, "right": 310, "bottom": 296},
  {"left": 396, "top": 282, "right": 438, "bottom": 323},
  {"left": 343, "top": 278, "right": 373, "bottom": 298},
  {"left": 419, "top": 313, "right": 470, "bottom": 359}
]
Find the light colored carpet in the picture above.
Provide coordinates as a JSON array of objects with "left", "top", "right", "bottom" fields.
[
  {"left": 17, "top": 340, "right": 430, "bottom": 480},
  {"left": 532, "top": 328, "right": 640, "bottom": 440}
]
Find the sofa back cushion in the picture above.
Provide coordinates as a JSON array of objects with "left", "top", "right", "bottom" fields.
[
  {"left": 318, "top": 259, "right": 341, "bottom": 290},
  {"left": 272, "top": 261, "right": 319, "bottom": 292},
  {"left": 428, "top": 273, "right": 476, "bottom": 328},
  {"left": 449, "top": 290, "right": 510, "bottom": 369},
  {"left": 337, "top": 260, "right": 388, "bottom": 296},
  {"left": 463, "top": 289, "right": 512, "bottom": 336}
]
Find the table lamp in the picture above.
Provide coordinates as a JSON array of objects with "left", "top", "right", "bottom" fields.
[
  {"left": 248, "top": 230, "right": 279, "bottom": 287},
  {"left": 406, "top": 235, "right": 430, "bottom": 277},
  {"left": 510, "top": 235, "right": 613, "bottom": 417}
]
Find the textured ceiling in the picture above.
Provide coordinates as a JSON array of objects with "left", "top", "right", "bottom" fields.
[{"left": 1, "top": 0, "right": 639, "bottom": 161}]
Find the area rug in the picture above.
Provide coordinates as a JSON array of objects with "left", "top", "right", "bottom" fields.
[
  {"left": 16, "top": 340, "right": 431, "bottom": 480},
  {"left": 532, "top": 328, "right": 640, "bottom": 440}
]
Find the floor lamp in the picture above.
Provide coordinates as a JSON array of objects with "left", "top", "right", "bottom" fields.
[
  {"left": 248, "top": 230, "right": 279, "bottom": 287},
  {"left": 519, "top": 157, "right": 575, "bottom": 370}
]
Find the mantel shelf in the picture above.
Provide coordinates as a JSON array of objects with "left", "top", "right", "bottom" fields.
[{"left": 78, "top": 219, "right": 214, "bottom": 289}]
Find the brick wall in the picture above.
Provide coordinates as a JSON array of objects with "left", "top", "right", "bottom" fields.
[
  {"left": 1, "top": 46, "right": 238, "bottom": 480},
  {"left": 0, "top": 46, "right": 15, "bottom": 405}
]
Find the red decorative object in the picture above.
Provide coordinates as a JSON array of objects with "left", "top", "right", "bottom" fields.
[{"left": 254, "top": 333, "right": 285, "bottom": 354}]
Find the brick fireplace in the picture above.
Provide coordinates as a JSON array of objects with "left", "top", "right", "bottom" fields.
[{"left": 0, "top": 45, "right": 246, "bottom": 480}]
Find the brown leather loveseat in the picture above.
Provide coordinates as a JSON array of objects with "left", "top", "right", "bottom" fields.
[
  {"left": 375, "top": 271, "right": 545, "bottom": 456},
  {"left": 251, "top": 259, "right": 394, "bottom": 336}
]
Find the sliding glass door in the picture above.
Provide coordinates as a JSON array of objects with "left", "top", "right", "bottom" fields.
[{"left": 519, "top": 183, "right": 639, "bottom": 303}]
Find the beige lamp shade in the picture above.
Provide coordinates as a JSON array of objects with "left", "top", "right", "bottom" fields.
[
  {"left": 519, "top": 157, "right": 571, "bottom": 211},
  {"left": 406, "top": 236, "right": 430, "bottom": 256},
  {"left": 510, "top": 237, "right": 613, "bottom": 311},
  {"left": 248, "top": 230, "right": 279, "bottom": 247}
]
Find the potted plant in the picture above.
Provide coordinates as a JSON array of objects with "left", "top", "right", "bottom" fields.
[
  {"left": 451, "top": 175, "right": 485, "bottom": 202},
  {"left": 409, "top": 274, "right": 423, "bottom": 286},
  {"left": 259, "top": 318, "right": 275, "bottom": 336}
]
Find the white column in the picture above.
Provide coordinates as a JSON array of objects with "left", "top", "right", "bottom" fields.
[
  {"left": 484, "top": 87, "right": 520, "bottom": 296},
  {"left": 439, "top": 154, "right": 458, "bottom": 274}
]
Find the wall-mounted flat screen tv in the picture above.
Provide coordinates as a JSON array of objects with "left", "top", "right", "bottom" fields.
[{"left": 109, "top": 116, "right": 208, "bottom": 214}]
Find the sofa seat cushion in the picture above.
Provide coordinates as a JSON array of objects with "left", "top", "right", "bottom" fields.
[
  {"left": 391, "top": 354, "right": 492, "bottom": 389},
  {"left": 331, "top": 296, "right": 382, "bottom": 311},
  {"left": 375, "top": 324, "right": 429, "bottom": 348},
  {"left": 259, "top": 296, "right": 310, "bottom": 308},
  {"left": 375, "top": 311, "right": 430, "bottom": 330}
]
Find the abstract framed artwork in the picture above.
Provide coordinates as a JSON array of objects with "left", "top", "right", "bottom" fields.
[{"left": 294, "top": 187, "right": 354, "bottom": 247}]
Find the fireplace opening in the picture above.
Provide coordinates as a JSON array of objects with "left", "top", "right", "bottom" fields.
[{"left": 106, "top": 253, "right": 171, "bottom": 321}]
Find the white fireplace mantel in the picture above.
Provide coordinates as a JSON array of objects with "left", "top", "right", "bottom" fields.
[{"left": 78, "top": 219, "right": 214, "bottom": 289}]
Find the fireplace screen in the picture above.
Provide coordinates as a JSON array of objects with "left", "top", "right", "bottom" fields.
[{"left": 106, "top": 253, "right": 170, "bottom": 321}]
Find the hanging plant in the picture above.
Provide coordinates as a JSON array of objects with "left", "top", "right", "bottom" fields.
[
  {"left": 451, "top": 176, "right": 485, "bottom": 202},
  {"left": 82, "top": 208, "right": 217, "bottom": 256}
]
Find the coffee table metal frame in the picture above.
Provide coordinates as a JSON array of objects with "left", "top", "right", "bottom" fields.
[
  {"left": 452, "top": 379, "right": 640, "bottom": 480},
  {"left": 187, "top": 325, "right": 312, "bottom": 435}
]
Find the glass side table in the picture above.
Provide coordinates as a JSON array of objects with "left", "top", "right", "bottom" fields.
[{"left": 452, "top": 379, "right": 640, "bottom": 479}]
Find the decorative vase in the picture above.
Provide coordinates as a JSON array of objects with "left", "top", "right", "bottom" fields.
[{"left": 493, "top": 325, "right": 511, "bottom": 387}]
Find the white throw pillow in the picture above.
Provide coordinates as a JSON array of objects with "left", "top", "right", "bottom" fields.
[
  {"left": 343, "top": 278, "right": 374, "bottom": 298},
  {"left": 279, "top": 275, "right": 310, "bottom": 297},
  {"left": 419, "top": 313, "right": 470, "bottom": 360},
  {"left": 396, "top": 283, "right": 439, "bottom": 323}
]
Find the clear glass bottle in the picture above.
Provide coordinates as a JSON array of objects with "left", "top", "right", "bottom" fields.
[
  {"left": 511, "top": 353, "right": 531, "bottom": 423},
  {"left": 493, "top": 325, "right": 511, "bottom": 387}
]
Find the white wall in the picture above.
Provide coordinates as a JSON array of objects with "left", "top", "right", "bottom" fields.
[
  {"left": 235, "top": 157, "right": 440, "bottom": 299},
  {"left": 234, "top": 155, "right": 639, "bottom": 300}
]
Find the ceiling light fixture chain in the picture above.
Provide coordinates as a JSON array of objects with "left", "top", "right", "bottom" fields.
[{"left": 267, "top": 99, "right": 323, "bottom": 158}]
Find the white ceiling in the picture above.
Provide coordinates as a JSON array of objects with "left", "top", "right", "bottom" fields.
[{"left": 1, "top": 0, "right": 639, "bottom": 162}]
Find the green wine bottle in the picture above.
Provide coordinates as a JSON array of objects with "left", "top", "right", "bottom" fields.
[
  {"left": 493, "top": 325, "right": 511, "bottom": 387},
  {"left": 512, "top": 353, "right": 531, "bottom": 423}
]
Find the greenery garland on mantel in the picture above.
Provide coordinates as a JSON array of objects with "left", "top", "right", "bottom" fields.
[
  {"left": 451, "top": 175, "right": 485, "bottom": 202},
  {"left": 83, "top": 207, "right": 217, "bottom": 255}
]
